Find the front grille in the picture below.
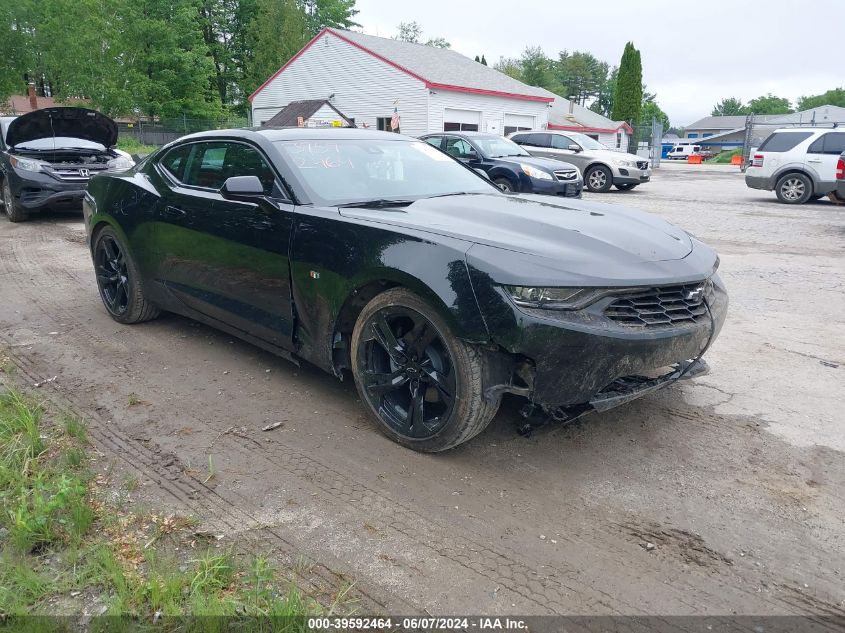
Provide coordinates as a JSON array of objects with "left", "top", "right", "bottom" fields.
[
  {"left": 48, "top": 165, "right": 107, "bottom": 182},
  {"left": 604, "top": 281, "right": 712, "bottom": 327},
  {"left": 554, "top": 169, "right": 578, "bottom": 181},
  {"left": 636, "top": 160, "right": 649, "bottom": 170}
]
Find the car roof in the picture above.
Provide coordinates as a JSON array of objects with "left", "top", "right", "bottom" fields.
[
  {"left": 771, "top": 127, "right": 835, "bottom": 134},
  {"left": 176, "top": 127, "right": 415, "bottom": 143}
]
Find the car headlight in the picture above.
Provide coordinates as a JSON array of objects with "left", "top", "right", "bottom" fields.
[
  {"left": 504, "top": 286, "right": 620, "bottom": 310},
  {"left": 10, "top": 156, "right": 46, "bottom": 172},
  {"left": 107, "top": 156, "right": 135, "bottom": 170},
  {"left": 613, "top": 158, "right": 636, "bottom": 168},
  {"left": 520, "top": 164, "right": 553, "bottom": 181}
]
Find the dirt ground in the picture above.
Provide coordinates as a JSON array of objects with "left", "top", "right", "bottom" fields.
[{"left": 0, "top": 162, "right": 843, "bottom": 616}]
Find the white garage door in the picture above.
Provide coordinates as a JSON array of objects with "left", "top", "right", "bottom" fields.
[
  {"left": 504, "top": 113, "right": 535, "bottom": 135},
  {"left": 443, "top": 108, "right": 481, "bottom": 132}
]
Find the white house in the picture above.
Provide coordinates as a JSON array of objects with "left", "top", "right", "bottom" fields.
[{"left": 249, "top": 28, "right": 553, "bottom": 136}]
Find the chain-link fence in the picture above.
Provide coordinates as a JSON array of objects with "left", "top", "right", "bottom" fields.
[
  {"left": 630, "top": 119, "right": 664, "bottom": 168},
  {"left": 118, "top": 116, "right": 249, "bottom": 147}
]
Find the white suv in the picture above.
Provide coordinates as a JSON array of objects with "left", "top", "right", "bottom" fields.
[{"left": 745, "top": 127, "right": 845, "bottom": 204}]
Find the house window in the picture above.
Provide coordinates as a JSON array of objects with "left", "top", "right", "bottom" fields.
[
  {"left": 503, "top": 125, "right": 531, "bottom": 135},
  {"left": 444, "top": 122, "right": 479, "bottom": 132},
  {"left": 376, "top": 117, "right": 399, "bottom": 133},
  {"left": 585, "top": 133, "right": 599, "bottom": 141},
  {"left": 616, "top": 132, "right": 622, "bottom": 148}
]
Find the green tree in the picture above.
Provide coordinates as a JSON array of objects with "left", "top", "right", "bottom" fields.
[
  {"left": 243, "top": 0, "right": 308, "bottom": 96},
  {"left": 553, "top": 51, "right": 609, "bottom": 106},
  {"left": 611, "top": 42, "right": 642, "bottom": 125},
  {"left": 640, "top": 97, "right": 670, "bottom": 131},
  {"left": 517, "top": 46, "right": 553, "bottom": 90},
  {"left": 797, "top": 88, "right": 845, "bottom": 110},
  {"left": 303, "top": 0, "right": 359, "bottom": 35},
  {"left": 394, "top": 21, "right": 449, "bottom": 48},
  {"left": 494, "top": 57, "right": 522, "bottom": 81},
  {"left": 711, "top": 97, "right": 747, "bottom": 116},
  {"left": 589, "top": 66, "right": 617, "bottom": 117},
  {"left": 474, "top": 55, "right": 480, "bottom": 63},
  {"left": 746, "top": 94, "right": 793, "bottom": 114},
  {"left": 480, "top": 54, "right": 487, "bottom": 66}
]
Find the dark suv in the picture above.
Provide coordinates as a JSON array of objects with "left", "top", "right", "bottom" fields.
[{"left": 420, "top": 132, "right": 582, "bottom": 197}]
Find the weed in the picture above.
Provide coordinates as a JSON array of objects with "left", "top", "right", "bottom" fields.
[
  {"left": 127, "top": 393, "right": 142, "bottom": 407},
  {"left": 204, "top": 455, "right": 216, "bottom": 483},
  {"left": 62, "top": 416, "right": 87, "bottom": 441}
]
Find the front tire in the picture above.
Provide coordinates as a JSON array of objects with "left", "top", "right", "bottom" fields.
[
  {"left": 351, "top": 288, "right": 500, "bottom": 452},
  {"left": 2, "top": 178, "right": 29, "bottom": 222},
  {"left": 585, "top": 165, "right": 613, "bottom": 193},
  {"left": 775, "top": 173, "right": 812, "bottom": 204},
  {"left": 92, "top": 226, "right": 160, "bottom": 324},
  {"left": 494, "top": 177, "right": 517, "bottom": 193}
]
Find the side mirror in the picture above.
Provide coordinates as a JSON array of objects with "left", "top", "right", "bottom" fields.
[
  {"left": 220, "top": 175, "right": 265, "bottom": 201},
  {"left": 568, "top": 144, "right": 582, "bottom": 152},
  {"left": 465, "top": 150, "right": 479, "bottom": 161}
]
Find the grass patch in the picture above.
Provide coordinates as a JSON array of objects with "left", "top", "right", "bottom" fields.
[
  {"left": 116, "top": 136, "right": 160, "bottom": 156},
  {"left": 0, "top": 387, "right": 329, "bottom": 624},
  {"left": 711, "top": 148, "right": 743, "bottom": 164}
]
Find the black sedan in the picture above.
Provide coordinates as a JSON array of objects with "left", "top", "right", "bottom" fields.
[
  {"left": 420, "top": 132, "right": 582, "bottom": 197},
  {"left": 1, "top": 108, "right": 134, "bottom": 222},
  {"left": 83, "top": 128, "right": 727, "bottom": 452}
]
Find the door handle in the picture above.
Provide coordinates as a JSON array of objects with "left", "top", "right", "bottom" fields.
[
  {"left": 163, "top": 205, "right": 187, "bottom": 219},
  {"left": 807, "top": 159, "right": 822, "bottom": 163}
]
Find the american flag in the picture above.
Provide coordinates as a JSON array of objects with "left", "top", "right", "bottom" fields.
[{"left": 390, "top": 104, "right": 400, "bottom": 131}]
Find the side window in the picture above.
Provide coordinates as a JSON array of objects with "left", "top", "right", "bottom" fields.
[
  {"left": 531, "top": 133, "right": 552, "bottom": 148},
  {"left": 159, "top": 144, "right": 193, "bottom": 182},
  {"left": 181, "top": 142, "right": 277, "bottom": 194},
  {"left": 510, "top": 133, "right": 529, "bottom": 145},
  {"left": 221, "top": 143, "right": 278, "bottom": 195},
  {"left": 183, "top": 142, "right": 229, "bottom": 189},
  {"left": 444, "top": 137, "right": 474, "bottom": 159},
  {"left": 823, "top": 133, "right": 845, "bottom": 155},
  {"left": 550, "top": 135, "right": 575, "bottom": 150},
  {"left": 424, "top": 136, "right": 444, "bottom": 150}
]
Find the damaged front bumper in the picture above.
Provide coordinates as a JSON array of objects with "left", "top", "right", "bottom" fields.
[{"left": 485, "top": 273, "right": 728, "bottom": 422}]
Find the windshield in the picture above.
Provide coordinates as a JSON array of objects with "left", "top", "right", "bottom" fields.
[
  {"left": 472, "top": 136, "right": 529, "bottom": 158},
  {"left": 15, "top": 137, "right": 106, "bottom": 151},
  {"left": 275, "top": 138, "right": 498, "bottom": 205},
  {"left": 563, "top": 132, "right": 607, "bottom": 151}
]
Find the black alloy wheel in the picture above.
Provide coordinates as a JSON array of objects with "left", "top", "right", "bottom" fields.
[
  {"left": 359, "top": 306, "right": 457, "bottom": 439},
  {"left": 92, "top": 227, "right": 160, "bottom": 324},
  {"left": 351, "top": 288, "right": 499, "bottom": 451},
  {"left": 96, "top": 234, "right": 130, "bottom": 315}
]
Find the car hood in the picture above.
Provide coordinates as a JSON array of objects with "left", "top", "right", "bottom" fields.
[
  {"left": 493, "top": 155, "right": 579, "bottom": 173},
  {"left": 588, "top": 148, "right": 644, "bottom": 163},
  {"left": 339, "top": 194, "right": 709, "bottom": 286},
  {"left": 6, "top": 107, "right": 118, "bottom": 148}
]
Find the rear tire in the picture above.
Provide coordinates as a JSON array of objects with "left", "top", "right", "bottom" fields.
[
  {"left": 351, "top": 288, "right": 500, "bottom": 452},
  {"left": 2, "top": 178, "right": 29, "bottom": 222},
  {"left": 775, "top": 173, "right": 812, "bottom": 204},
  {"left": 585, "top": 165, "right": 613, "bottom": 193},
  {"left": 92, "top": 226, "right": 160, "bottom": 324}
]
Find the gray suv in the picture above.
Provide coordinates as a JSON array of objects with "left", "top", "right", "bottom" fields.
[{"left": 509, "top": 130, "right": 651, "bottom": 193}]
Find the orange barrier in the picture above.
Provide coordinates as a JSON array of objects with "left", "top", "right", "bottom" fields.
[
  {"left": 687, "top": 155, "right": 703, "bottom": 164},
  {"left": 730, "top": 155, "right": 743, "bottom": 166}
]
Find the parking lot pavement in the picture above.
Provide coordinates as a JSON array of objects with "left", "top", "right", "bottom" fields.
[{"left": 0, "top": 164, "right": 843, "bottom": 616}]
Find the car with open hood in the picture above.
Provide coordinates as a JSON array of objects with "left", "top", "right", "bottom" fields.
[
  {"left": 1, "top": 107, "right": 134, "bottom": 222},
  {"left": 82, "top": 127, "right": 727, "bottom": 452},
  {"left": 509, "top": 129, "right": 652, "bottom": 193}
]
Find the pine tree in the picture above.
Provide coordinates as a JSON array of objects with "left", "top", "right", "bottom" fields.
[
  {"left": 480, "top": 54, "right": 487, "bottom": 66},
  {"left": 474, "top": 55, "right": 480, "bottom": 63},
  {"left": 611, "top": 42, "right": 642, "bottom": 125}
]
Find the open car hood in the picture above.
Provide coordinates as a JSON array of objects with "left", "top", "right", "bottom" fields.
[{"left": 6, "top": 107, "right": 118, "bottom": 148}]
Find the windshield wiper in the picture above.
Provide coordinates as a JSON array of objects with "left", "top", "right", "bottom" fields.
[
  {"left": 337, "top": 198, "right": 415, "bottom": 209},
  {"left": 428, "top": 192, "right": 480, "bottom": 199}
]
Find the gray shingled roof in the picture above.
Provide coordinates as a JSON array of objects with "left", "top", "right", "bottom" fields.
[
  {"left": 330, "top": 29, "right": 551, "bottom": 100},
  {"left": 536, "top": 87, "right": 627, "bottom": 130},
  {"left": 262, "top": 99, "right": 353, "bottom": 127}
]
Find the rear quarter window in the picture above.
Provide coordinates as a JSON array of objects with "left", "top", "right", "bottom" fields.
[{"left": 757, "top": 132, "right": 814, "bottom": 152}]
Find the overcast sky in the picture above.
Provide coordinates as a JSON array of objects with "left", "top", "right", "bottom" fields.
[{"left": 352, "top": 0, "right": 842, "bottom": 126}]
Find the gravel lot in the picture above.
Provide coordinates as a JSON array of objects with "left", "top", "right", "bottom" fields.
[{"left": 0, "top": 162, "right": 843, "bottom": 615}]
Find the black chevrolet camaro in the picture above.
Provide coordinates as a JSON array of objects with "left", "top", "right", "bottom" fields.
[{"left": 83, "top": 128, "right": 727, "bottom": 451}]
